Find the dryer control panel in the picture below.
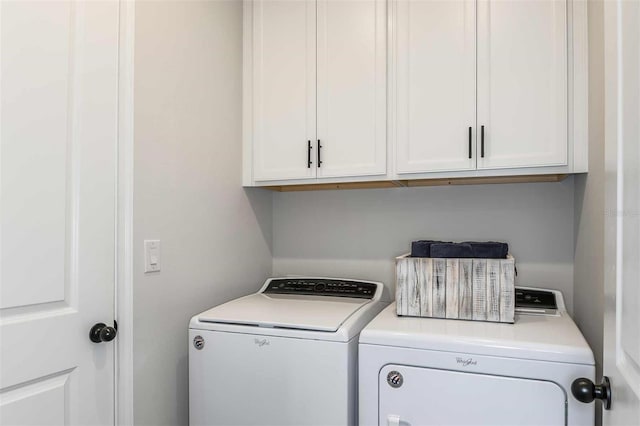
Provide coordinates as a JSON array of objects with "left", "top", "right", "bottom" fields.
[
  {"left": 263, "top": 278, "right": 377, "bottom": 299},
  {"left": 516, "top": 288, "right": 557, "bottom": 309}
]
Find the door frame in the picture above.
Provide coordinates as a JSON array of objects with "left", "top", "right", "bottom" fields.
[{"left": 116, "top": 0, "right": 135, "bottom": 425}]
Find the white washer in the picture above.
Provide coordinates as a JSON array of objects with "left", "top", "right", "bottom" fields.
[
  {"left": 359, "top": 288, "right": 595, "bottom": 426},
  {"left": 189, "top": 277, "right": 390, "bottom": 426}
]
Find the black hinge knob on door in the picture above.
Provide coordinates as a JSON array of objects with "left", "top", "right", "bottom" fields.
[
  {"left": 317, "top": 140, "right": 322, "bottom": 168},
  {"left": 89, "top": 322, "right": 117, "bottom": 343},
  {"left": 307, "top": 140, "right": 313, "bottom": 168},
  {"left": 571, "top": 377, "right": 612, "bottom": 410}
]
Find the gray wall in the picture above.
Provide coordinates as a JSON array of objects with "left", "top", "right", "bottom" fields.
[
  {"left": 574, "top": 0, "right": 605, "bottom": 423},
  {"left": 273, "top": 180, "right": 576, "bottom": 313},
  {"left": 133, "top": 2, "right": 272, "bottom": 425}
]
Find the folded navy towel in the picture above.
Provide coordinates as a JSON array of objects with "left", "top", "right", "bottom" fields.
[
  {"left": 411, "top": 240, "right": 443, "bottom": 257},
  {"left": 430, "top": 243, "right": 474, "bottom": 258},
  {"left": 463, "top": 241, "right": 509, "bottom": 259},
  {"left": 411, "top": 240, "right": 509, "bottom": 258}
]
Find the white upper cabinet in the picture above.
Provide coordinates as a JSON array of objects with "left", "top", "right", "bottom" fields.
[
  {"left": 246, "top": 0, "right": 386, "bottom": 183},
  {"left": 251, "top": 0, "right": 316, "bottom": 181},
  {"left": 316, "top": 0, "right": 387, "bottom": 178},
  {"left": 394, "top": 0, "right": 476, "bottom": 174},
  {"left": 476, "top": 0, "right": 568, "bottom": 169},
  {"left": 244, "top": 0, "right": 587, "bottom": 187},
  {"left": 393, "top": 0, "right": 572, "bottom": 175}
]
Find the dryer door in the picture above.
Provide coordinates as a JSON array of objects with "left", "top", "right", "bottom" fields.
[{"left": 379, "top": 364, "right": 566, "bottom": 426}]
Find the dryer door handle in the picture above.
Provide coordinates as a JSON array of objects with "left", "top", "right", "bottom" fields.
[
  {"left": 571, "top": 377, "right": 612, "bottom": 410},
  {"left": 387, "top": 414, "right": 401, "bottom": 426}
]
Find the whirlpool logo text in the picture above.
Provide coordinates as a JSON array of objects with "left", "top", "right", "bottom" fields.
[
  {"left": 254, "top": 338, "right": 270, "bottom": 347},
  {"left": 456, "top": 357, "right": 478, "bottom": 367}
]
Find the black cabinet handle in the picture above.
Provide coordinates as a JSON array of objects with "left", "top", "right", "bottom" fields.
[
  {"left": 468, "top": 127, "right": 472, "bottom": 159},
  {"left": 481, "top": 125, "right": 485, "bottom": 158},
  {"left": 317, "top": 139, "right": 322, "bottom": 167},
  {"left": 307, "top": 140, "right": 312, "bottom": 168}
]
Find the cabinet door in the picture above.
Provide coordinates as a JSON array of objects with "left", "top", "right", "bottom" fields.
[
  {"left": 477, "top": 0, "right": 567, "bottom": 170},
  {"left": 316, "top": 0, "right": 386, "bottom": 178},
  {"left": 252, "top": 0, "right": 316, "bottom": 181},
  {"left": 394, "top": 0, "right": 476, "bottom": 174}
]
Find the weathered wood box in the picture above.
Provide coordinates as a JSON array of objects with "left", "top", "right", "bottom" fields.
[{"left": 395, "top": 254, "right": 515, "bottom": 323}]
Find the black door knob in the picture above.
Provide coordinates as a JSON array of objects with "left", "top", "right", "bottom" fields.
[
  {"left": 571, "top": 377, "right": 612, "bottom": 410},
  {"left": 89, "top": 322, "right": 117, "bottom": 343}
]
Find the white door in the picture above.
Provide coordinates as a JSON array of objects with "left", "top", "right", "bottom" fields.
[
  {"left": 378, "top": 365, "right": 566, "bottom": 425},
  {"left": 316, "top": 0, "right": 386, "bottom": 178},
  {"left": 602, "top": 0, "right": 640, "bottom": 424},
  {"left": 252, "top": 0, "right": 317, "bottom": 182},
  {"left": 476, "top": 0, "right": 567, "bottom": 170},
  {"left": 394, "top": 0, "right": 476, "bottom": 174},
  {"left": 0, "top": 1, "right": 119, "bottom": 425}
]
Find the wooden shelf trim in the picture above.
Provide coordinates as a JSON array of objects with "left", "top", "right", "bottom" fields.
[{"left": 261, "top": 174, "right": 569, "bottom": 192}]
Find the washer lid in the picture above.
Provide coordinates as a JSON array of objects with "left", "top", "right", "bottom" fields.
[{"left": 197, "top": 293, "right": 371, "bottom": 332}]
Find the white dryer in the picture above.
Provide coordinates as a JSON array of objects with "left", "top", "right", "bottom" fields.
[
  {"left": 189, "top": 277, "right": 389, "bottom": 426},
  {"left": 359, "top": 288, "right": 596, "bottom": 426}
]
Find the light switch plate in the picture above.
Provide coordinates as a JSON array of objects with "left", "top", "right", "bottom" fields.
[{"left": 144, "top": 240, "right": 160, "bottom": 273}]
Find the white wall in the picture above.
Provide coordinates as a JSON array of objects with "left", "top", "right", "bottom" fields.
[
  {"left": 127, "top": 2, "right": 600, "bottom": 424},
  {"left": 132, "top": 2, "right": 272, "bottom": 425},
  {"left": 273, "top": 179, "right": 576, "bottom": 312},
  {"left": 573, "top": 0, "right": 605, "bottom": 423}
]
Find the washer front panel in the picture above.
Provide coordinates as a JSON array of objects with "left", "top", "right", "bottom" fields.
[{"left": 190, "top": 329, "right": 355, "bottom": 426}]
